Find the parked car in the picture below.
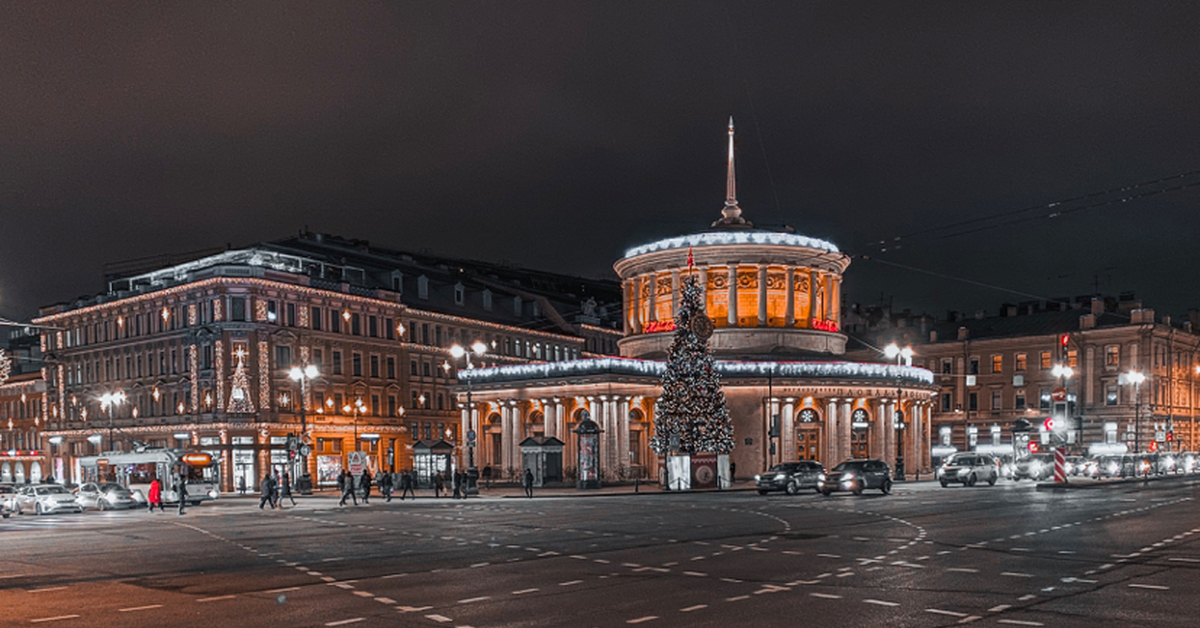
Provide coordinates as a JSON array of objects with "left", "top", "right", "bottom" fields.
[
  {"left": 755, "top": 461, "right": 825, "bottom": 495},
  {"left": 937, "top": 453, "right": 999, "bottom": 487},
  {"left": 0, "top": 483, "right": 17, "bottom": 518},
  {"left": 1013, "top": 454, "right": 1054, "bottom": 481},
  {"left": 1178, "top": 451, "right": 1198, "bottom": 474},
  {"left": 12, "top": 484, "right": 84, "bottom": 515},
  {"left": 75, "top": 482, "right": 138, "bottom": 510},
  {"left": 818, "top": 459, "right": 892, "bottom": 496},
  {"left": 1096, "top": 455, "right": 1124, "bottom": 478}
]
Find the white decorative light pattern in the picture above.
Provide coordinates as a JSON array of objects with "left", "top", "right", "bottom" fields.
[
  {"left": 215, "top": 340, "right": 225, "bottom": 410},
  {"left": 461, "top": 358, "right": 933, "bottom": 386},
  {"left": 189, "top": 345, "right": 199, "bottom": 411},
  {"left": 258, "top": 340, "right": 271, "bottom": 409},
  {"left": 624, "top": 231, "right": 840, "bottom": 259},
  {"left": 0, "top": 349, "right": 11, "bottom": 386}
]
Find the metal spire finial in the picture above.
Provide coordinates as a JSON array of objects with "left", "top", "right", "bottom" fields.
[{"left": 713, "top": 116, "right": 750, "bottom": 228}]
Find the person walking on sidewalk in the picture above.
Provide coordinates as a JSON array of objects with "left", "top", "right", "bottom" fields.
[
  {"left": 259, "top": 475, "right": 276, "bottom": 509},
  {"left": 338, "top": 469, "right": 358, "bottom": 506},
  {"left": 175, "top": 473, "right": 188, "bottom": 515},
  {"left": 400, "top": 471, "right": 414, "bottom": 500},
  {"left": 147, "top": 477, "right": 163, "bottom": 512},
  {"left": 360, "top": 469, "right": 373, "bottom": 504},
  {"left": 452, "top": 470, "right": 462, "bottom": 499},
  {"left": 279, "top": 471, "right": 297, "bottom": 507},
  {"left": 523, "top": 468, "right": 534, "bottom": 498},
  {"left": 379, "top": 471, "right": 393, "bottom": 502},
  {"left": 434, "top": 471, "right": 444, "bottom": 498}
]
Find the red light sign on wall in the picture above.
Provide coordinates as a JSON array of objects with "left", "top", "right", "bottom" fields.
[
  {"left": 642, "top": 320, "right": 677, "bottom": 333},
  {"left": 811, "top": 319, "right": 839, "bottom": 332}
]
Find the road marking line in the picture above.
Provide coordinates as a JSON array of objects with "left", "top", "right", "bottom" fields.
[
  {"left": 681, "top": 605, "right": 707, "bottom": 612},
  {"left": 1001, "top": 572, "right": 1034, "bottom": 578},
  {"left": 396, "top": 606, "right": 432, "bottom": 612},
  {"left": 817, "top": 553, "right": 841, "bottom": 558},
  {"left": 424, "top": 615, "right": 453, "bottom": 623},
  {"left": 947, "top": 568, "right": 979, "bottom": 573},
  {"left": 683, "top": 571, "right": 707, "bottom": 577},
  {"left": 352, "top": 591, "right": 374, "bottom": 597},
  {"left": 988, "top": 604, "right": 1011, "bottom": 612},
  {"left": 470, "top": 562, "right": 489, "bottom": 568},
  {"left": 1169, "top": 558, "right": 1200, "bottom": 563},
  {"left": 726, "top": 595, "right": 750, "bottom": 601},
  {"left": 863, "top": 599, "right": 899, "bottom": 606},
  {"left": 30, "top": 616, "right": 80, "bottom": 623},
  {"left": 458, "top": 596, "right": 491, "bottom": 604},
  {"left": 627, "top": 616, "right": 658, "bottom": 624},
  {"left": 325, "top": 620, "right": 364, "bottom": 627},
  {"left": 118, "top": 605, "right": 163, "bottom": 612},
  {"left": 381, "top": 573, "right": 408, "bottom": 579},
  {"left": 1018, "top": 594, "right": 1037, "bottom": 601},
  {"left": 997, "top": 621, "right": 1043, "bottom": 626},
  {"left": 1129, "top": 583, "right": 1169, "bottom": 590},
  {"left": 559, "top": 580, "right": 583, "bottom": 586},
  {"left": 810, "top": 593, "right": 841, "bottom": 599},
  {"left": 594, "top": 559, "right": 611, "bottom": 564},
  {"left": 720, "top": 578, "right": 742, "bottom": 583},
  {"left": 27, "top": 587, "right": 68, "bottom": 593},
  {"left": 375, "top": 597, "right": 396, "bottom": 604},
  {"left": 321, "top": 576, "right": 336, "bottom": 582},
  {"left": 266, "top": 587, "right": 300, "bottom": 593},
  {"left": 926, "top": 609, "right": 968, "bottom": 617},
  {"left": 197, "top": 595, "right": 237, "bottom": 602},
  {"left": 513, "top": 588, "right": 539, "bottom": 595},
  {"left": 959, "top": 616, "right": 982, "bottom": 624}
]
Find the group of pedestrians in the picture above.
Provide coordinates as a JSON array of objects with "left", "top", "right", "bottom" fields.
[
  {"left": 145, "top": 474, "right": 188, "bottom": 515},
  {"left": 258, "top": 468, "right": 296, "bottom": 509},
  {"left": 331, "top": 469, "right": 477, "bottom": 505}
]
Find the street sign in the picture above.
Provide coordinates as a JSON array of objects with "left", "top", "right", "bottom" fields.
[
  {"left": 466, "top": 429, "right": 477, "bottom": 443},
  {"left": 299, "top": 444, "right": 311, "bottom": 457},
  {"left": 1156, "top": 431, "right": 1166, "bottom": 442},
  {"left": 1051, "top": 387, "right": 1067, "bottom": 402}
]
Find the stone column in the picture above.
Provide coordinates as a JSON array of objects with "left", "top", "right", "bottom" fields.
[
  {"left": 543, "top": 401, "right": 554, "bottom": 439},
  {"left": 619, "top": 397, "right": 631, "bottom": 473},
  {"left": 632, "top": 278, "right": 643, "bottom": 333},
  {"left": 698, "top": 266, "right": 709, "bottom": 310},
  {"left": 646, "top": 275, "right": 657, "bottom": 323},
  {"left": 809, "top": 271, "right": 820, "bottom": 325},
  {"left": 874, "top": 401, "right": 887, "bottom": 464},
  {"left": 782, "top": 400, "right": 796, "bottom": 461},
  {"left": 924, "top": 405, "right": 933, "bottom": 470},
  {"left": 757, "top": 264, "right": 768, "bottom": 326},
  {"left": 500, "top": 404, "right": 511, "bottom": 471},
  {"left": 727, "top": 265, "right": 738, "bottom": 326},
  {"left": 555, "top": 399, "right": 565, "bottom": 442},
  {"left": 825, "top": 399, "right": 839, "bottom": 465},
  {"left": 785, "top": 268, "right": 796, "bottom": 326},
  {"left": 511, "top": 402, "right": 523, "bottom": 473},
  {"left": 839, "top": 399, "right": 853, "bottom": 464},
  {"left": 671, "top": 269, "right": 681, "bottom": 317},
  {"left": 461, "top": 405, "right": 471, "bottom": 468},
  {"left": 623, "top": 281, "right": 632, "bottom": 335},
  {"left": 885, "top": 401, "right": 897, "bottom": 470}
]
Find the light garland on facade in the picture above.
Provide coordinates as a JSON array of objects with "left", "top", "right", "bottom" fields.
[
  {"left": 624, "top": 231, "right": 840, "bottom": 259},
  {"left": 189, "top": 345, "right": 199, "bottom": 411},
  {"left": 461, "top": 358, "right": 934, "bottom": 386},
  {"left": 258, "top": 340, "right": 271, "bottom": 410},
  {"left": 0, "top": 349, "right": 10, "bottom": 385},
  {"left": 215, "top": 340, "right": 225, "bottom": 410}
]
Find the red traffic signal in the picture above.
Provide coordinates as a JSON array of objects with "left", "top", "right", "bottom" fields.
[
  {"left": 1028, "top": 442, "right": 1040, "bottom": 454},
  {"left": 1060, "top": 334, "right": 1070, "bottom": 347},
  {"left": 1043, "top": 418, "right": 1055, "bottom": 432},
  {"left": 1150, "top": 441, "right": 1159, "bottom": 452},
  {"left": 1167, "top": 431, "right": 1174, "bottom": 442}
]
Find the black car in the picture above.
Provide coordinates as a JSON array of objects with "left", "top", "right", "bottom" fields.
[
  {"left": 755, "top": 461, "right": 825, "bottom": 495},
  {"left": 818, "top": 459, "right": 892, "bottom": 496}
]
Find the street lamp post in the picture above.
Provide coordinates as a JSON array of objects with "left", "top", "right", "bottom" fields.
[
  {"left": 883, "top": 343, "right": 913, "bottom": 479},
  {"left": 449, "top": 340, "right": 488, "bottom": 494},
  {"left": 99, "top": 391, "right": 126, "bottom": 452},
  {"left": 343, "top": 398, "right": 365, "bottom": 446},
  {"left": 1122, "top": 370, "right": 1146, "bottom": 456},
  {"left": 288, "top": 363, "right": 320, "bottom": 494}
]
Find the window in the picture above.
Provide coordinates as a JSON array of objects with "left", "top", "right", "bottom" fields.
[
  {"left": 388, "top": 395, "right": 397, "bottom": 417},
  {"left": 1105, "top": 345, "right": 1120, "bottom": 367},
  {"left": 371, "top": 395, "right": 380, "bottom": 416},
  {"left": 352, "top": 353, "right": 362, "bottom": 377},
  {"left": 435, "top": 326, "right": 442, "bottom": 346},
  {"left": 1106, "top": 385, "right": 1118, "bottom": 406},
  {"left": 483, "top": 290, "right": 493, "bottom": 311},
  {"left": 330, "top": 311, "right": 341, "bottom": 334},
  {"left": 410, "top": 360, "right": 418, "bottom": 376},
  {"left": 968, "top": 392, "right": 978, "bottom": 411},
  {"left": 422, "top": 324, "right": 430, "bottom": 345},
  {"left": 513, "top": 296, "right": 522, "bottom": 315},
  {"left": 287, "top": 303, "right": 296, "bottom": 326},
  {"left": 1067, "top": 349, "right": 1078, "bottom": 368},
  {"left": 454, "top": 283, "right": 465, "bottom": 305},
  {"left": 991, "top": 355, "right": 1003, "bottom": 373},
  {"left": 969, "top": 358, "right": 979, "bottom": 375},
  {"left": 230, "top": 297, "right": 247, "bottom": 322},
  {"left": 313, "top": 348, "right": 323, "bottom": 366},
  {"left": 1015, "top": 391, "right": 1026, "bottom": 410},
  {"left": 369, "top": 355, "right": 379, "bottom": 378},
  {"left": 332, "top": 351, "right": 343, "bottom": 375},
  {"left": 351, "top": 314, "right": 361, "bottom": 336},
  {"left": 311, "top": 307, "right": 323, "bottom": 331},
  {"left": 941, "top": 393, "right": 952, "bottom": 412},
  {"left": 368, "top": 316, "right": 378, "bottom": 338},
  {"left": 266, "top": 300, "right": 277, "bottom": 323},
  {"left": 391, "top": 271, "right": 403, "bottom": 294},
  {"left": 422, "top": 362, "right": 430, "bottom": 377},
  {"left": 387, "top": 357, "right": 396, "bottom": 379},
  {"left": 991, "top": 390, "right": 1002, "bottom": 410},
  {"left": 1015, "top": 353, "right": 1026, "bottom": 371},
  {"left": 274, "top": 346, "right": 292, "bottom": 370},
  {"left": 385, "top": 318, "right": 395, "bottom": 340},
  {"left": 1040, "top": 351, "right": 1052, "bottom": 369}
]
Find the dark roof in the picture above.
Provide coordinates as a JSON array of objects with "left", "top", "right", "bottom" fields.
[{"left": 927, "top": 309, "right": 1131, "bottom": 343}]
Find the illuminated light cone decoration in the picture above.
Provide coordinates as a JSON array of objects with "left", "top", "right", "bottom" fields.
[
  {"left": 649, "top": 275, "right": 734, "bottom": 455},
  {"left": 226, "top": 348, "right": 255, "bottom": 414}
]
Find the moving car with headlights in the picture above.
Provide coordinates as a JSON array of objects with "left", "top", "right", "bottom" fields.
[
  {"left": 819, "top": 459, "right": 892, "bottom": 496},
  {"left": 75, "top": 482, "right": 139, "bottom": 510},
  {"left": 937, "top": 453, "right": 998, "bottom": 487},
  {"left": 1013, "top": 454, "right": 1054, "bottom": 481},
  {"left": 1179, "top": 451, "right": 1198, "bottom": 474},
  {"left": 755, "top": 461, "right": 825, "bottom": 495},
  {"left": 0, "top": 483, "right": 16, "bottom": 518},
  {"left": 12, "top": 484, "right": 84, "bottom": 515}
]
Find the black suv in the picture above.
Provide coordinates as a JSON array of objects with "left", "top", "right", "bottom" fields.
[
  {"left": 819, "top": 459, "right": 893, "bottom": 496},
  {"left": 755, "top": 461, "right": 825, "bottom": 495}
]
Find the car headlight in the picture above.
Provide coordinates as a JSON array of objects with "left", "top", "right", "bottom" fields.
[
  {"left": 208, "top": 489, "right": 219, "bottom": 499},
  {"left": 773, "top": 473, "right": 788, "bottom": 481},
  {"left": 754, "top": 474, "right": 761, "bottom": 482},
  {"left": 817, "top": 473, "right": 826, "bottom": 481},
  {"left": 1029, "top": 462, "right": 1043, "bottom": 473}
]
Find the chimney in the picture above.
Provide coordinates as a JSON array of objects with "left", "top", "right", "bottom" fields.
[
  {"left": 1003, "top": 304, "right": 1018, "bottom": 317},
  {"left": 974, "top": 310, "right": 986, "bottom": 320},
  {"left": 957, "top": 326, "right": 969, "bottom": 340},
  {"left": 1091, "top": 298, "right": 1104, "bottom": 316},
  {"left": 1079, "top": 314, "right": 1096, "bottom": 330},
  {"left": 930, "top": 330, "right": 938, "bottom": 342}
]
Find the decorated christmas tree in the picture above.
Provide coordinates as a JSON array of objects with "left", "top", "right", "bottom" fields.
[
  {"left": 226, "top": 347, "right": 255, "bottom": 414},
  {"left": 649, "top": 274, "right": 734, "bottom": 455}
]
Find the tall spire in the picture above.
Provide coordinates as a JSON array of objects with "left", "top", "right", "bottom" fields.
[{"left": 713, "top": 116, "right": 751, "bottom": 228}]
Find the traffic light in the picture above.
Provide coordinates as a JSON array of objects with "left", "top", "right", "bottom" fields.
[
  {"left": 1060, "top": 333, "right": 1070, "bottom": 363},
  {"left": 1028, "top": 442, "right": 1040, "bottom": 454},
  {"left": 1167, "top": 431, "right": 1174, "bottom": 442},
  {"left": 288, "top": 450, "right": 296, "bottom": 461},
  {"left": 1043, "top": 417, "right": 1055, "bottom": 432},
  {"left": 1150, "top": 441, "right": 1159, "bottom": 452}
]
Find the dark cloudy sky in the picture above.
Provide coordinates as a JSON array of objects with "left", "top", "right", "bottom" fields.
[{"left": 3, "top": 2, "right": 1200, "bottom": 322}]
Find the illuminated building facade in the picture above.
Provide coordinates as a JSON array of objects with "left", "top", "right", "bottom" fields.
[{"left": 33, "top": 233, "right": 621, "bottom": 491}]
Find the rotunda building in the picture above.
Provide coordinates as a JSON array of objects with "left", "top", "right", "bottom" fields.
[{"left": 455, "top": 121, "right": 936, "bottom": 484}]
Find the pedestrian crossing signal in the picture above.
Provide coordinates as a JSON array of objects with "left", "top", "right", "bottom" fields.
[{"left": 1028, "top": 442, "right": 1040, "bottom": 453}]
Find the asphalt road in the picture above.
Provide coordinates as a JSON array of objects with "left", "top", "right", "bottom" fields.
[{"left": 2, "top": 478, "right": 1199, "bottom": 628}]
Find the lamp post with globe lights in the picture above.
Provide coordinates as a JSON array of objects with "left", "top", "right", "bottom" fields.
[
  {"left": 883, "top": 343, "right": 912, "bottom": 478},
  {"left": 449, "top": 340, "right": 488, "bottom": 494},
  {"left": 288, "top": 362, "right": 320, "bottom": 493},
  {"left": 99, "top": 391, "right": 126, "bottom": 452},
  {"left": 1121, "top": 370, "right": 1146, "bottom": 457}
]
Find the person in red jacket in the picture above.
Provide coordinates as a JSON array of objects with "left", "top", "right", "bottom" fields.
[{"left": 147, "top": 477, "right": 163, "bottom": 512}]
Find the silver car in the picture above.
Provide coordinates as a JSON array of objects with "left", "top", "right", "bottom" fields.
[
  {"left": 75, "top": 482, "right": 138, "bottom": 510},
  {"left": 938, "top": 453, "right": 999, "bottom": 487},
  {"left": 13, "top": 485, "right": 84, "bottom": 515}
]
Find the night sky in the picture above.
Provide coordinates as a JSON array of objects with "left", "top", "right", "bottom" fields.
[{"left": 4, "top": 3, "right": 1200, "bottom": 323}]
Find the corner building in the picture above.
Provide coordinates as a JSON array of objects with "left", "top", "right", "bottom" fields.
[{"left": 458, "top": 122, "right": 937, "bottom": 480}]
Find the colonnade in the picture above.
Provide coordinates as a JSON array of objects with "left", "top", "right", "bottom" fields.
[{"left": 774, "top": 397, "right": 933, "bottom": 472}]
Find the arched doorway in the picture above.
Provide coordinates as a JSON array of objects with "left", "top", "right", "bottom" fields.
[
  {"left": 850, "top": 408, "right": 872, "bottom": 459},
  {"left": 795, "top": 407, "right": 823, "bottom": 461}
]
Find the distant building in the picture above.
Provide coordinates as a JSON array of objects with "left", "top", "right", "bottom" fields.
[
  {"left": 0, "top": 328, "right": 46, "bottom": 482},
  {"left": 846, "top": 295, "right": 1200, "bottom": 462},
  {"left": 31, "top": 232, "right": 622, "bottom": 491}
]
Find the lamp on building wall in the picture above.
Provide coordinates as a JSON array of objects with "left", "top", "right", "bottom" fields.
[{"left": 98, "top": 390, "right": 126, "bottom": 452}]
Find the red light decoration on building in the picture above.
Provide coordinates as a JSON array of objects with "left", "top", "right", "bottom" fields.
[
  {"left": 811, "top": 319, "right": 839, "bottom": 332},
  {"left": 643, "top": 320, "right": 677, "bottom": 333}
]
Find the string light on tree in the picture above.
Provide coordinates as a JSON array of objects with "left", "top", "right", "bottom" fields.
[{"left": 226, "top": 347, "right": 255, "bottom": 414}]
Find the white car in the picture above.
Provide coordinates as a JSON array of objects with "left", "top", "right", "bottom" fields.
[
  {"left": 938, "top": 453, "right": 999, "bottom": 487},
  {"left": 13, "top": 485, "right": 84, "bottom": 515}
]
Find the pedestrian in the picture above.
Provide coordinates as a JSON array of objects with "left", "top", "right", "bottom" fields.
[
  {"left": 523, "top": 468, "right": 534, "bottom": 498},
  {"left": 147, "top": 477, "right": 163, "bottom": 512},
  {"left": 452, "top": 470, "right": 462, "bottom": 499},
  {"left": 360, "top": 469, "right": 373, "bottom": 504},
  {"left": 434, "top": 471, "right": 444, "bottom": 498},
  {"left": 482, "top": 465, "right": 492, "bottom": 489},
  {"left": 237, "top": 476, "right": 246, "bottom": 495},
  {"left": 400, "top": 471, "right": 414, "bottom": 500},
  {"left": 176, "top": 474, "right": 188, "bottom": 515},
  {"left": 272, "top": 469, "right": 282, "bottom": 508},
  {"left": 338, "top": 469, "right": 358, "bottom": 506},
  {"left": 380, "top": 471, "right": 393, "bottom": 502},
  {"left": 280, "top": 471, "right": 297, "bottom": 507},
  {"left": 259, "top": 474, "right": 276, "bottom": 509}
]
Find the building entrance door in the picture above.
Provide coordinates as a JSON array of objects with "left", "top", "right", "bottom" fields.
[{"left": 796, "top": 426, "right": 823, "bottom": 461}]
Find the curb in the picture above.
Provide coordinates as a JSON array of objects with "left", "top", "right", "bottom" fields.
[{"left": 1035, "top": 473, "right": 1199, "bottom": 490}]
